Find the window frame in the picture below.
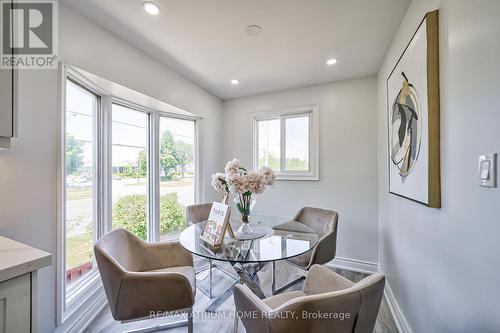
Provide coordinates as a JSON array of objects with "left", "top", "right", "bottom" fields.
[
  {"left": 252, "top": 104, "right": 319, "bottom": 181},
  {"left": 57, "top": 65, "right": 202, "bottom": 325},
  {"left": 157, "top": 113, "right": 199, "bottom": 241},
  {"left": 109, "top": 100, "right": 153, "bottom": 240},
  {"left": 58, "top": 69, "right": 108, "bottom": 324}
]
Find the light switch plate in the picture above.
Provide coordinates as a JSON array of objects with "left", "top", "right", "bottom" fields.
[{"left": 479, "top": 153, "right": 496, "bottom": 187}]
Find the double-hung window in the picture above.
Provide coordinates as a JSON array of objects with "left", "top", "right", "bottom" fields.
[{"left": 253, "top": 105, "right": 319, "bottom": 180}]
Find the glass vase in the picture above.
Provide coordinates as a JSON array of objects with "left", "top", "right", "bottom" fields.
[{"left": 234, "top": 194, "right": 256, "bottom": 234}]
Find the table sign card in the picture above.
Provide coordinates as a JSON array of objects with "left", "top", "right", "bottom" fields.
[{"left": 200, "top": 202, "right": 232, "bottom": 247}]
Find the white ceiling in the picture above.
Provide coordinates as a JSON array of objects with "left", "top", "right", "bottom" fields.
[{"left": 62, "top": 0, "right": 411, "bottom": 100}]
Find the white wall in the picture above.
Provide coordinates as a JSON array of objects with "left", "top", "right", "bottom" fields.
[
  {"left": 0, "top": 70, "right": 59, "bottom": 333},
  {"left": 4, "top": 1, "right": 499, "bottom": 332},
  {"left": 377, "top": 0, "right": 500, "bottom": 332},
  {"left": 0, "top": 4, "right": 223, "bottom": 332},
  {"left": 223, "top": 77, "right": 378, "bottom": 264}
]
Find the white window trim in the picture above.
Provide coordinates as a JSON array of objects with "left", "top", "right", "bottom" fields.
[
  {"left": 252, "top": 104, "right": 319, "bottom": 181},
  {"left": 57, "top": 65, "right": 109, "bottom": 325},
  {"left": 57, "top": 64, "right": 202, "bottom": 325}
]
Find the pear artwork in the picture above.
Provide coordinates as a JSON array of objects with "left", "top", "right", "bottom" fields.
[{"left": 390, "top": 72, "right": 422, "bottom": 181}]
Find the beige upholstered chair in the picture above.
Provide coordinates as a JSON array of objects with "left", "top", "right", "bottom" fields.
[
  {"left": 94, "top": 228, "right": 195, "bottom": 332},
  {"left": 273, "top": 207, "right": 339, "bottom": 294},
  {"left": 234, "top": 265, "right": 385, "bottom": 333}
]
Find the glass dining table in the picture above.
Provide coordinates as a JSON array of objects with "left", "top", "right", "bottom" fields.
[{"left": 179, "top": 215, "right": 319, "bottom": 311}]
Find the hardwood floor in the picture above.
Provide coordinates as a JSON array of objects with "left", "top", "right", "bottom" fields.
[{"left": 85, "top": 260, "right": 398, "bottom": 333}]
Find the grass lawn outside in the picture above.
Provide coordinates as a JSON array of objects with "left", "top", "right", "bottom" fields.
[
  {"left": 122, "top": 177, "right": 194, "bottom": 188},
  {"left": 67, "top": 188, "right": 92, "bottom": 200},
  {"left": 160, "top": 177, "right": 194, "bottom": 188},
  {"left": 65, "top": 177, "right": 194, "bottom": 270},
  {"left": 66, "top": 231, "right": 93, "bottom": 270},
  {"left": 65, "top": 178, "right": 194, "bottom": 200}
]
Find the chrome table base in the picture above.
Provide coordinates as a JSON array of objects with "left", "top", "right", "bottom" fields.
[{"left": 201, "top": 260, "right": 305, "bottom": 312}]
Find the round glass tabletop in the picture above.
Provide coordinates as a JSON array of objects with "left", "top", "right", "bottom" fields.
[{"left": 179, "top": 215, "right": 319, "bottom": 263}]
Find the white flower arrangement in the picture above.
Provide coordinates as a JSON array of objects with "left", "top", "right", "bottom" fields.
[
  {"left": 211, "top": 159, "right": 275, "bottom": 222},
  {"left": 212, "top": 159, "right": 274, "bottom": 195}
]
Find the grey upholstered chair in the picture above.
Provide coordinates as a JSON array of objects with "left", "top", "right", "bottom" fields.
[
  {"left": 186, "top": 203, "right": 212, "bottom": 226},
  {"left": 94, "top": 228, "right": 195, "bottom": 332},
  {"left": 234, "top": 265, "right": 385, "bottom": 333},
  {"left": 186, "top": 203, "right": 219, "bottom": 298},
  {"left": 273, "top": 207, "right": 339, "bottom": 294}
]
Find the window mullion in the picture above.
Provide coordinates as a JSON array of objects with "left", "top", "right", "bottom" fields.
[
  {"left": 280, "top": 117, "right": 286, "bottom": 173},
  {"left": 308, "top": 113, "right": 313, "bottom": 173},
  {"left": 92, "top": 98, "right": 100, "bottom": 245},
  {"left": 253, "top": 119, "right": 259, "bottom": 171},
  {"left": 194, "top": 119, "right": 202, "bottom": 204},
  {"left": 150, "top": 112, "right": 161, "bottom": 242},
  {"left": 101, "top": 96, "right": 113, "bottom": 236}
]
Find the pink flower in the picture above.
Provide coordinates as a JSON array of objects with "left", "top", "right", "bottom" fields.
[
  {"left": 225, "top": 158, "right": 241, "bottom": 181},
  {"left": 228, "top": 174, "right": 249, "bottom": 194},
  {"left": 214, "top": 159, "right": 275, "bottom": 195},
  {"left": 247, "top": 171, "right": 266, "bottom": 194},
  {"left": 259, "top": 166, "right": 275, "bottom": 186},
  {"left": 211, "top": 172, "right": 226, "bottom": 192}
]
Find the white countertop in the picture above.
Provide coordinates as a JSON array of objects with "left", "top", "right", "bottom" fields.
[{"left": 0, "top": 236, "right": 52, "bottom": 283}]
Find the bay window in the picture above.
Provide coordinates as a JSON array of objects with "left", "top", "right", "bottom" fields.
[{"left": 59, "top": 68, "right": 199, "bottom": 322}]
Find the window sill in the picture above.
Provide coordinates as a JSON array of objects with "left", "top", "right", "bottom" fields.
[
  {"left": 274, "top": 174, "right": 319, "bottom": 181},
  {"left": 61, "top": 270, "right": 101, "bottom": 324}
]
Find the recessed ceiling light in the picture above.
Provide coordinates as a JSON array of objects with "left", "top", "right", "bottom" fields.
[
  {"left": 142, "top": 1, "right": 160, "bottom": 15},
  {"left": 246, "top": 25, "right": 262, "bottom": 36},
  {"left": 326, "top": 58, "right": 338, "bottom": 65},
  {"left": 231, "top": 79, "right": 240, "bottom": 85}
]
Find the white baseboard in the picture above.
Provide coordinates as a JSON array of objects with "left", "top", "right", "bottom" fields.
[
  {"left": 327, "top": 256, "right": 379, "bottom": 274},
  {"left": 383, "top": 280, "right": 412, "bottom": 333}
]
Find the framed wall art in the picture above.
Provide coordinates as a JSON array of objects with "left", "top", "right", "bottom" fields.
[{"left": 387, "top": 10, "right": 440, "bottom": 208}]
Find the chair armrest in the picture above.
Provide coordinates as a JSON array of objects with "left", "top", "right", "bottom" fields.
[
  {"left": 234, "top": 284, "right": 272, "bottom": 333},
  {"left": 139, "top": 241, "right": 194, "bottom": 271},
  {"left": 303, "top": 264, "right": 354, "bottom": 295},
  {"left": 115, "top": 271, "right": 194, "bottom": 321},
  {"left": 234, "top": 284, "right": 272, "bottom": 313}
]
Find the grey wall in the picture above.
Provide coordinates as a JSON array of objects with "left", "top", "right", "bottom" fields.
[
  {"left": 377, "top": 0, "right": 500, "bottom": 331},
  {"left": 0, "top": 4, "right": 222, "bottom": 332},
  {"left": 223, "top": 77, "right": 379, "bottom": 264}
]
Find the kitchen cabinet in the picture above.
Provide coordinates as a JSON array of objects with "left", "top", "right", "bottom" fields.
[
  {"left": 0, "top": 236, "right": 51, "bottom": 333},
  {"left": 0, "top": 67, "right": 15, "bottom": 148},
  {"left": 0, "top": 0, "right": 16, "bottom": 148}
]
